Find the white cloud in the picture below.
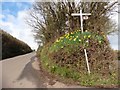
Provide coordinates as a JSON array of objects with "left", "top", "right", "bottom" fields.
[
  {"left": 1, "top": 9, "right": 38, "bottom": 50},
  {"left": 0, "top": 14, "right": 5, "bottom": 19}
]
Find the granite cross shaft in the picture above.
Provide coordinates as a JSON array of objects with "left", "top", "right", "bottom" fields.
[{"left": 71, "top": 9, "right": 91, "bottom": 74}]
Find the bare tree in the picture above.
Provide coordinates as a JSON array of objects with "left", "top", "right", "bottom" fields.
[{"left": 27, "top": 1, "right": 117, "bottom": 45}]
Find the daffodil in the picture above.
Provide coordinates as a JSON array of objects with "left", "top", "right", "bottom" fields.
[
  {"left": 86, "top": 40, "right": 89, "bottom": 43},
  {"left": 77, "top": 29, "right": 80, "bottom": 31},
  {"left": 52, "top": 66, "right": 55, "bottom": 69},
  {"left": 45, "top": 63, "right": 49, "bottom": 66},
  {"left": 74, "top": 38, "right": 76, "bottom": 41},
  {"left": 84, "top": 35, "right": 86, "bottom": 39},
  {"left": 56, "top": 39, "right": 59, "bottom": 42},
  {"left": 65, "top": 33, "right": 69, "bottom": 37},
  {"left": 71, "top": 32, "right": 73, "bottom": 34},
  {"left": 79, "top": 39, "right": 81, "bottom": 42},
  {"left": 99, "top": 40, "right": 102, "bottom": 44},
  {"left": 61, "top": 46, "right": 64, "bottom": 48},
  {"left": 66, "top": 36, "right": 69, "bottom": 38},
  {"left": 60, "top": 37, "right": 64, "bottom": 39},
  {"left": 88, "top": 35, "right": 91, "bottom": 38}
]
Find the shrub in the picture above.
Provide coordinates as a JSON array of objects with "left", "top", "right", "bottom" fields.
[{"left": 48, "top": 30, "right": 116, "bottom": 75}]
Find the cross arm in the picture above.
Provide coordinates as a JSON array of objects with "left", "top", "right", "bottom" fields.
[{"left": 71, "top": 13, "right": 91, "bottom": 16}]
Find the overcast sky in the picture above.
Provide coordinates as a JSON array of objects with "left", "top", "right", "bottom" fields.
[{"left": 0, "top": 1, "right": 118, "bottom": 50}]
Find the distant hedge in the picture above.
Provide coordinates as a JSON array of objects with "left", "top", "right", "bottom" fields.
[
  {"left": 117, "top": 50, "right": 120, "bottom": 60},
  {"left": 1, "top": 30, "right": 32, "bottom": 59}
]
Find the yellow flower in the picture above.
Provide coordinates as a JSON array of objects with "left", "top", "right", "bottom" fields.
[
  {"left": 45, "top": 63, "right": 49, "bottom": 66},
  {"left": 76, "top": 36, "right": 78, "bottom": 38},
  {"left": 77, "top": 30, "right": 80, "bottom": 31},
  {"left": 61, "top": 46, "right": 64, "bottom": 48},
  {"left": 66, "top": 34, "right": 69, "bottom": 38},
  {"left": 52, "top": 66, "right": 55, "bottom": 69},
  {"left": 74, "top": 38, "right": 76, "bottom": 41},
  {"left": 56, "top": 39, "right": 59, "bottom": 42},
  {"left": 103, "top": 35, "right": 106, "bottom": 38},
  {"left": 65, "top": 33, "right": 69, "bottom": 37},
  {"left": 79, "top": 39, "right": 81, "bottom": 42},
  {"left": 66, "top": 36, "right": 69, "bottom": 38},
  {"left": 60, "top": 37, "right": 64, "bottom": 39},
  {"left": 88, "top": 35, "right": 91, "bottom": 38},
  {"left": 71, "top": 32, "right": 73, "bottom": 34},
  {"left": 84, "top": 35, "right": 86, "bottom": 39},
  {"left": 99, "top": 41, "right": 101, "bottom": 44}
]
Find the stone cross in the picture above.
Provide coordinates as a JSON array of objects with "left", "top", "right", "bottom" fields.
[{"left": 71, "top": 9, "right": 91, "bottom": 74}]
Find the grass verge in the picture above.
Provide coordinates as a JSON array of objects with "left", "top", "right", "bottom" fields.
[{"left": 38, "top": 44, "right": 119, "bottom": 88}]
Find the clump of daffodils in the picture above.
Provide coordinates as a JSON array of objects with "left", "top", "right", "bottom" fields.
[{"left": 54, "top": 30, "right": 104, "bottom": 49}]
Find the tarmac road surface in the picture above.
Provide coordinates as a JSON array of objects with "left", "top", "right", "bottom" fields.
[{"left": 0, "top": 52, "right": 87, "bottom": 89}]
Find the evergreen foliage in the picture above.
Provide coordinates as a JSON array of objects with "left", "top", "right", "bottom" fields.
[{"left": 1, "top": 30, "right": 32, "bottom": 59}]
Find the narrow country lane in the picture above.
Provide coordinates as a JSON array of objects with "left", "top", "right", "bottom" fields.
[
  {"left": 1, "top": 52, "right": 47, "bottom": 88},
  {"left": 0, "top": 52, "right": 87, "bottom": 89}
]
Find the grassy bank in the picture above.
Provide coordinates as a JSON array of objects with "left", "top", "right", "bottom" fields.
[
  {"left": 38, "top": 30, "right": 119, "bottom": 88},
  {"left": 38, "top": 45, "right": 118, "bottom": 88}
]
